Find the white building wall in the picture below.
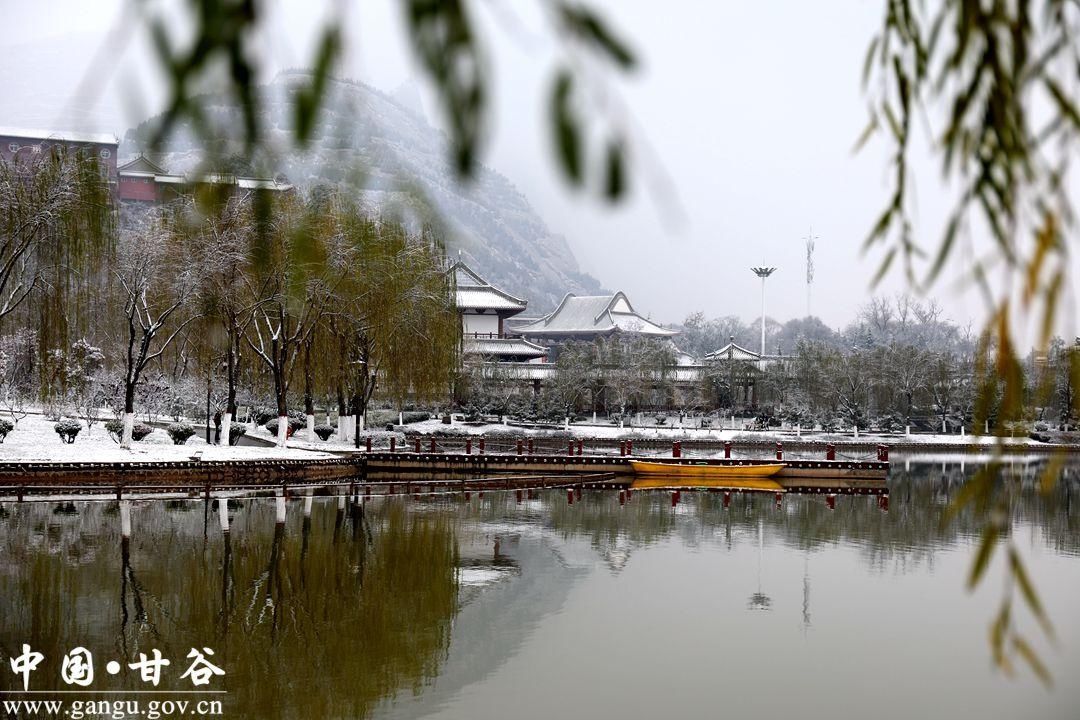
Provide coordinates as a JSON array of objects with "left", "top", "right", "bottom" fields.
[{"left": 463, "top": 313, "right": 500, "bottom": 336}]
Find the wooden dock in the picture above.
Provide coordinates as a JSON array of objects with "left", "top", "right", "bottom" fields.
[{"left": 0, "top": 448, "right": 888, "bottom": 499}]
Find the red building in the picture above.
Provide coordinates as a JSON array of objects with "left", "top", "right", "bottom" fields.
[
  {"left": 118, "top": 155, "right": 293, "bottom": 203},
  {"left": 0, "top": 127, "right": 119, "bottom": 183}
]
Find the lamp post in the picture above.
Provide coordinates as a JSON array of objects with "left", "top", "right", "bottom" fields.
[{"left": 751, "top": 266, "right": 776, "bottom": 357}]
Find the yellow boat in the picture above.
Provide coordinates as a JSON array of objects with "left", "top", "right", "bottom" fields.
[{"left": 628, "top": 460, "right": 787, "bottom": 491}]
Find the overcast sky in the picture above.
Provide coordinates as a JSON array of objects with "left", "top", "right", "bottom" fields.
[{"left": 3, "top": 0, "right": 1076, "bottom": 340}]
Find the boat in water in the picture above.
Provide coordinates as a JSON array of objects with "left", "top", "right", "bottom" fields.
[{"left": 629, "top": 460, "right": 787, "bottom": 490}]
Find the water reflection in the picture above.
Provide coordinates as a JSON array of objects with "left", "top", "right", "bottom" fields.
[{"left": 0, "top": 458, "right": 1077, "bottom": 720}]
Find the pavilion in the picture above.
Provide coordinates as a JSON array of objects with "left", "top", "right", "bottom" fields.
[
  {"left": 511, "top": 292, "right": 677, "bottom": 350},
  {"left": 451, "top": 261, "right": 547, "bottom": 363}
]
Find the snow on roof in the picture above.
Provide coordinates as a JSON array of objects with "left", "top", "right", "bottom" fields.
[
  {"left": 118, "top": 155, "right": 167, "bottom": 174},
  {"left": 464, "top": 336, "right": 547, "bottom": 358},
  {"left": 450, "top": 261, "right": 527, "bottom": 313},
  {"left": 514, "top": 292, "right": 676, "bottom": 336},
  {"left": 704, "top": 342, "right": 762, "bottom": 362},
  {"left": 0, "top": 126, "right": 118, "bottom": 146}
]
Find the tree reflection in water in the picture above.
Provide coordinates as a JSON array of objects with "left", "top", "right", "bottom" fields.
[
  {"left": 0, "top": 498, "right": 459, "bottom": 719},
  {"left": 0, "top": 459, "right": 1077, "bottom": 716}
]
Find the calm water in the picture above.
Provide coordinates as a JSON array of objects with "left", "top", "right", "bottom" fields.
[{"left": 1, "top": 457, "right": 1079, "bottom": 720}]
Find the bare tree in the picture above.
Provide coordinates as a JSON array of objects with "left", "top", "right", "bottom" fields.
[{"left": 112, "top": 217, "right": 200, "bottom": 447}]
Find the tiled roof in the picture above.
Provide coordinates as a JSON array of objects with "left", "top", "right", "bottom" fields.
[
  {"left": 0, "top": 126, "right": 118, "bottom": 146},
  {"left": 450, "top": 261, "right": 527, "bottom": 313},
  {"left": 118, "top": 155, "right": 167, "bottom": 174},
  {"left": 464, "top": 336, "right": 547, "bottom": 358},
  {"left": 514, "top": 292, "right": 676, "bottom": 336},
  {"left": 704, "top": 342, "right": 762, "bottom": 361}
]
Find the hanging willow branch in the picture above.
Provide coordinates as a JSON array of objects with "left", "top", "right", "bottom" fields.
[{"left": 864, "top": 0, "right": 1080, "bottom": 685}]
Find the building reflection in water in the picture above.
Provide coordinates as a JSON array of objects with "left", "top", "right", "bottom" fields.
[{"left": 0, "top": 458, "right": 1076, "bottom": 719}]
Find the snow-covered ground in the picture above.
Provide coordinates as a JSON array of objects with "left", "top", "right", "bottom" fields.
[
  {"left": 0, "top": 415, "right": 337, "bottom": 463},
  {"left": 386, "top": 418, "right": 1046, "bottom": 447},
  {"left": 0, "top": 412, "right": 1061, "bottom": 464}
]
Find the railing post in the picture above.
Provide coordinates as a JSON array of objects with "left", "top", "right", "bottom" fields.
[
  {"left": 528, "top": 438, "right": 534, "bottom": 455},
  {"left": 466, "top": 438, "right": 472, "bottom": 455},
  {"left": 672, "top": 441, "right": 681, "bottom": 458},
  {"left": 619, "top": 441, "right": 626, "bottom": 456},
  {"left": 826, "top": 443, "right": 836, "bottom": 461},
  {"left": 414, "top": 438, "right": 421, "bottom": 453},
  {"left": 724, "top": 441, "right": 731, "bottom": 459},
  {"left": 390, "top": 437, "right": 396, "bottom": 453},
  {"left": 626, "top": 440, "right": 633, "bottom": 455},
  {"left": 576, "top": 439, "right": 583, "bottom": 456},
  {"left": 430, "top": 438, "right": 437, "bottom": 453},
  {"left": 775, "top": 442, "right": 783, "bottom": 461},
  {"left": 568, "top": 440, "right": 574, "bottom": 457},
  {"left": 366, "top": 437, "right": 372, "bottom": 452},
  {"left": 479, "top": 437, "right": 485, "bottom": 455},
  {"left": 517, "top": 439, "right": 523, "bottom": 455}
]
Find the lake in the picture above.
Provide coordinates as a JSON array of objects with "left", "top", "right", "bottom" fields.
[{"left": 1, "top": 455, "right": 1078, "bottom": 719}]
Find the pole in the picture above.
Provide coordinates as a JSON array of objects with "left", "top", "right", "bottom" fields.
[
  {"left": 205, "top": 375, "right": 211, "bottom": 444},
  {"left": 760, "top": 273, "right": 766, "bottom": 357}
]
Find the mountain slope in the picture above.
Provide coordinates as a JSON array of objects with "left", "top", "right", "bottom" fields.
[{"left": 121, "top": 72, "right": 602, "bottom": 312}]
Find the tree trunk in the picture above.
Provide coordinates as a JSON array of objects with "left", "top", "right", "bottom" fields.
[{"left": 121, "top": 374, "right": 136, "bottom": 448}]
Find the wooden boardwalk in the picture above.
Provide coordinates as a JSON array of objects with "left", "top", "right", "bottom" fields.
[{"left": 0, "top": 448, "right": 888, "bottom": 499}]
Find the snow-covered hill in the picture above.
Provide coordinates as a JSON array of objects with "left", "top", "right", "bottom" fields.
[{"left": 121, "top": 71, "right": 603, "bottom": 312}]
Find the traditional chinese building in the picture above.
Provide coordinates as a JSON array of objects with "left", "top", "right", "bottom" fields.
[
  {"left": 511, "top": 292, "right": 677, "bottom": 349},
  {"left": 703, "top": 336, "right": 788, "bottom": 406},
  {"left": 452, "top": 261, "right": 547, "bottom": 363}
]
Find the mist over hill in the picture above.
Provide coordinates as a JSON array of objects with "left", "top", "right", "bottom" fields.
[{"left": 121, "top": 71, "right": 603, "bottom": 313}]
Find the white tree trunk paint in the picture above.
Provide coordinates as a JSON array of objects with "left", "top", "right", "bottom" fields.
[
  {"left": 960, "top": 425, "right": 965, "bottom": 436},
  {"left": 564, "top": 417, "right": 570, "bottom": 430},
  {"left": 905, "top": 425, "right": 910, "bottom": 437},
  {"left": 306, "top": 414, "right": 315, "bottom": 439},
  {"left": 357, "top": 413, "right": 365, "bottom": 432},
  {"left": 796, "top": 424, "right": 801, "bottom": 437},
  {"left": 276, "top": 415, "right": 289, "bottom": 446},
  {"left": 398, "top": 411, "right": 404, "bottom": 426},
  {"left": 337, "top": 416, "right": 347, "bottom": 441},
  {"left": 942, "top": 420, "right": 947, "bottom": 434},
  {"left": 303, "top": 489, "right": 313, "bottom": 518},
  {"left": 221, "top": 412, "right": 232, "bottom": 446},
  {"left": 120, "top": 412, "right": 135, "bottom": 449},
  {"left": 854, "top": 425, "right": 859, "bottom": 438},
  {"left": 218, "top": 497, "right": 230, "bottom": 533},
  {"left": 120, "top": 500, "right": 132, "bottom": 538},
  {"left": 337, "top": 489, "right": 346, "bottom": 512},
  {"left": 275, "top": 492, "right": 287, "bottom": 524}
]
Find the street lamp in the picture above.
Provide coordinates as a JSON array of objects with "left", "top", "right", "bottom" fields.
[{"left": 751, "top": 266, "right": 777, "bottom": 357}]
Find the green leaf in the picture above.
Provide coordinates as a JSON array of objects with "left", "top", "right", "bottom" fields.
[
  {"left": 852, "top": 112, "right": 879, "bottom": 153},
  {"left": 862, "top": 36, "right": 881, "bottom": 87},
  {"left": 294, "top": 27, "right": 341, "bottom": 146},
  {"left": 870, "top": 246, "right": 897, "bottom": 287},
  {"left": 603, "top": 139, "right": 626, "bottom": 200},
  {"left": 560, "top": 4, "right": 636, "bottom": 69},
  {"left": 968, "top": 522, "right": 999, "bottom": 589},
  {"left": 1043, "top": 76, "right": 1080, "bottom": 132},
  {"left": 943, "top": 462, "right": 996, "bottom": 525},
  {"left": 552, "top": 70, "right": 583, "bottom": 185},
  {"left": 1008, "top": 547, "right": 1053, "bottom": 637},
  {"left": 990, "top": 599, "right": 1011, "bottom": 669},
  {"left": 1012, "top": 636, "right": 1053, "bottom": 687},
  {"left": 926, "top": 210, "right": 962, "bottom": 286}
]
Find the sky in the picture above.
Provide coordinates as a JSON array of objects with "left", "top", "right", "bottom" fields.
[{"left": 2, "top": 0, "right": 1076, "bottom": 339}]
